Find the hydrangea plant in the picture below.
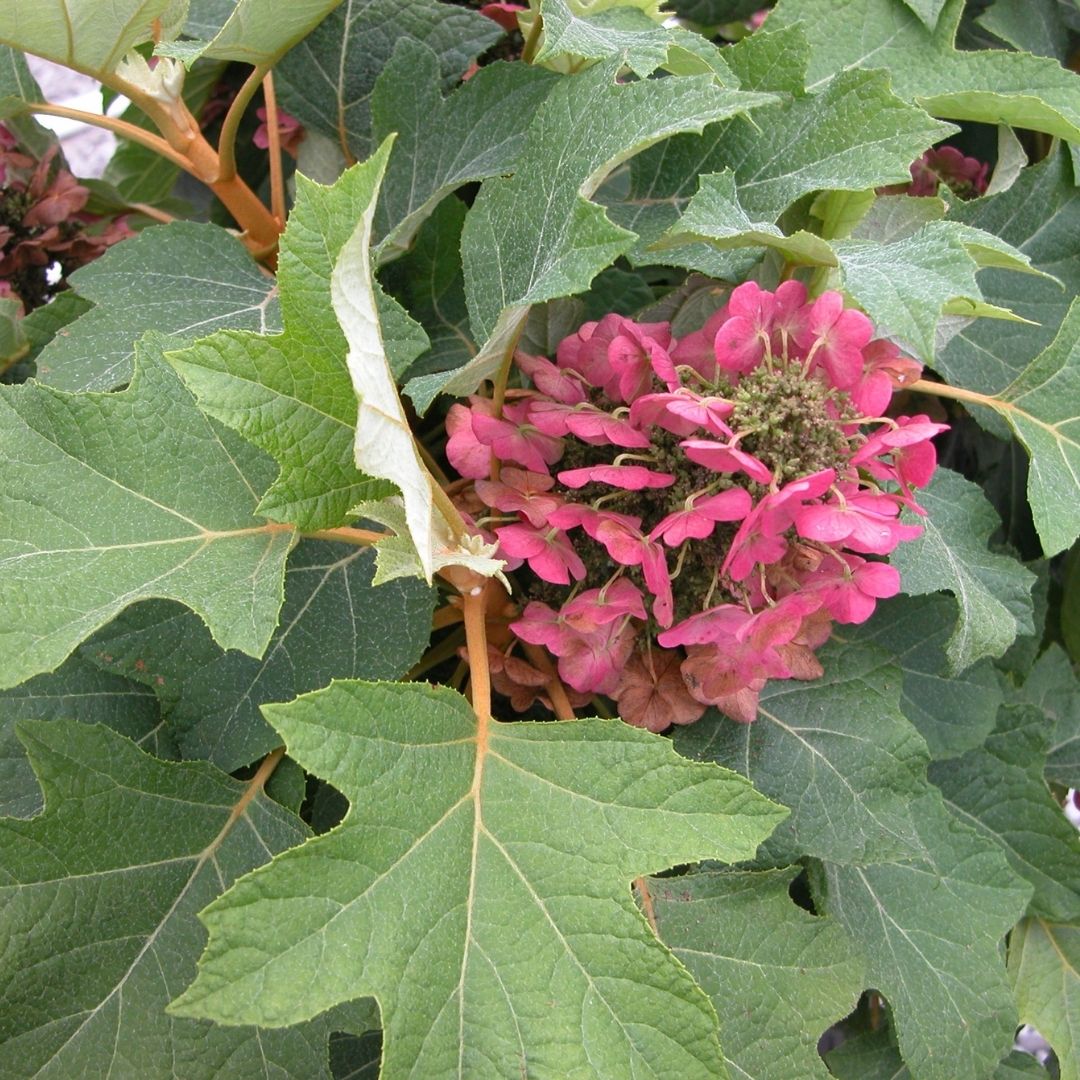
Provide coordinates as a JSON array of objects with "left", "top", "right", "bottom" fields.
[{"left": 0, "top": 2, "right": 1078, "bottom": 1079}]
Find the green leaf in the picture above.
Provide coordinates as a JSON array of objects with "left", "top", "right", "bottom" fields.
[
  {"left": 275, "top": 0, "right": 501, "bottom": 164},
  {"left": 977, "top": 0, "right": 1070, "bottom": 63},
  {"left": 1009, "top": 917, "right": 1080, "bottom": 1080},
  {"left": 846, "top": 594, "right": 1004, "bottom": 760},
  {"left": 889, "top": 468, "right": 1036, "bottom": 671},
  {"left": 156, "top": 0, "right": 343, "bottom": 66},
  {"left": 814, "top": 791, "right": 1033, "bottom": 1080},
  {"left": 0, "top": 719, "right": 337, "bottom": 1079},
  {"left": 651, "top": 867, "right": 864, "bottom": 1080},
  {"left": 825, "top": 1022, "right": 1046, "bottom": 1079},
  {"left": 609, "top": 67, "right": 954, "bottom": 278},
  {"left": 992, "top": 298, "right": 1080, "bottom": 557},
  {"left": 0, "top": 0, "right": 181, "bottom": 77},
  {"left": 0, "top": 336, "right": 293, "bottom": 690},
  {"left": 722, "top": 22, "right": 809, "bottom": 94},
  {"left": 0, "top": 656, "right": 163, "bottom": 819},
  {"left": 371, "top": 40, "right": 559, "bottom": 256},
  {"left": 675, "top": 639, "right": 931, "bottom": 865},
  {"left": 407, "top": 61, "right": 777, "bottom": 409},
  {"left": 899, "top": 0, "right": 950, "bottom": 29},
  {"left": 171, "top": 681, "right": 786, "bottom": 1076},
  {"left": 1010, "top": 644, "right": 1080, "bottom": 788},
  {"left": 938, "top": 148, "right": 1080, "bottom": 400},
  {"left": 166, "top": 160, "right": 406, "bottom": 532},
  {"left": 659, "top": 170, "right": 839, "bottom": 266},
  {"left": 33, "top": 222, "right": 281, "bottom": 392},
  {"left": 769, "top": 0, "right": 1080, "bottom": 143},
  {"left": 930, "top": 704, "right": 1080, "bottom": 922},
  {"left": 329, "top": 140, "right": 505, "bottom": 584},
  {"left": 380, "top": 197, "right": 475, "bottom": 381},
  {"left": 84, "top": 542, "right": 436, "bottom": 771}
]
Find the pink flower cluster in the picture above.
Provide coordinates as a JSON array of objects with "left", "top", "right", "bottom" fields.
[{"left": 447, "top": 282, "right": 944, "bottom": 728}]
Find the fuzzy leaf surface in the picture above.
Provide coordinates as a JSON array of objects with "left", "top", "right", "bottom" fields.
[
  {"left": 1012, "top": 644, "right": 1080, "bottom": 787},
  {"left": 0, "top": 0, "right": 180, "bottom": 76},
  {"left": 611, "top": 66, "right": 954, "bottom": 274},
  {"left": 275, "top": 0, "right": 500, "bottom": 163},
  {"left": 890, "top": 468, "right": 1036, "bottom": 671},
  {"left": 0, "top": 657, "right": 162, "bottom": 819},
  {"left": 815, "top": 791, "right": 1033, "bottom": 1080},
  {"left": 675, "top": 639, "right": 930, "bottom": 865},
  {"left": 768, "top": 0, "right": 1080, "bottom": 142},
  {"left": 993, "top": 298, "right": 1080, "bottom": 557},
  {"left": 651, "top": 868, "right": 864, "bottom": 1080},
  {"left": 0, "top": 338, "right": 292, "bottom": 690},
  {"left": 171, "top": 681, "right": 787, "bottom": 1078},
  {"left": 1009, "top": 917, "right": 1080, "bottom": 1080},
  {"left": 166, "top": 161, "right": 413, "bottom": 532},
  {"left": 845, "top": 595, "right": 1003, "bottom": 759},
  {"left": 939, "top": 148, "right": 1080, "bottom": 400},
  {"left": 0, "top": 719, "right": 334, "bottom": 1080},
  {"left": 929, "top": 704, "right": 1080, "bottom": 923},
  {"left": 371, "top": 41, "right": 558, "bottom": 255},
  {"left": 157, "top": 0, "right": 343, "bottom": 65},
  {"left": 33, "top": 223, "right": 281, "bottom": 392},
  {"left": 84, "top": 542, "right": 435, "bottom": 771},
  {"left": 407, "top": 62, "right": 777, "bottom": 408}
]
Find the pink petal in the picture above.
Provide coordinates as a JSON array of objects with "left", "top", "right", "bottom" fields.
[{"left": 557, "top": 464, "right": 675, "bottom": 490}]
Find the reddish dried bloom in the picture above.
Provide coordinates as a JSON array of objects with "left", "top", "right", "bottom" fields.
[
  {"left": 0, "top": 130, "right": 131, "bottom": 310},
  {"left": 447, "top": 284, "right": 942, "bottom": 727},
  {"left": 882, "top": 145, "right": 989, "bottom": 199}
]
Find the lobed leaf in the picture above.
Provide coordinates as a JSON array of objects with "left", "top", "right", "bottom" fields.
[
  {"left": 651, "top": 867, "right": 864, "bottom": 1080},
  {"left": 1009, "top": 917, "right": 1080, "bottom": 1080},
  {"left": 171, "top": 680, "right": 788, "bottom": 1078},
  {"left": 889, "top": 468, "right": 1036, "bottom": 671},
  {"left": 33, "top": 222, "right": 281, "bottom": 392},
  {"left": 813, "top": 791, "right": 1033, "bottom": 1080},
  {"left": 0, "top": 337, "right": 293, "bottom": 690},
  {"left": 676, "top": 639, "right": 932, "bottom": 865},
  {"left": 0, "top": 719, "right": 336, "bottom": 1079}
]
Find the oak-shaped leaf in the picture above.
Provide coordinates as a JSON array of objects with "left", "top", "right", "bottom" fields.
[
  {"left": 0, "top": 335, "right": 293, "bottom": 690},
  {"left": 812, "top": 791, "right": 1033, "bottom": 1080},
  {"left": 846, "top": 594, "right": 1003, "bottom": 760},
  {"left": 1010, "top": 643, "right": 1080, "bottom": 788},
  {"left": 33, "top": 222, "right": 281, "bottom": 392},
  {"left": 406, "top": 60, "right": 778, "bottom": 410},
  {"left": 651, "top": 867, "right": 864, "bottom": 1080},
  {"left": 0, "top": 719, "right": 342, "bottom": 1079},
  {"left": 1009, "top": 917, "right": 1080, "bottom": 1080},
  {"left": 166, "top": 152, "right": 419, "bottom": 532},
  {"left": 929, "top": 704, "right": 1080, "bottom": 923},
  {"left": 170, "top": 680, "right": 787, "bottom": 1078},
  {"left": 889, "top": 468, "right": 1036, "bottom": 671},
  {"left": 676, "top": 638, "right": 931, "bottom": 866}
]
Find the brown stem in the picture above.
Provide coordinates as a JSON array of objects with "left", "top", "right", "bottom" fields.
[
  {"left": 261, "top": 70, "right": 287, "bottom": 226},
  {"left": 126, "top": 201, "right": 177, "bottom": 225},
  {"left": 432, "top": 604, "right": 466, "bottom": 630},
  {"left": 217, "top": 63, "right": 271, "bottom": 183},
  {"left": 907, "top": 378, "right": 996, "bottom": 409},
  {"left": 521, "top": 642, "right": 577, "bottom": 721},
  {"left": 214, "top": 746, "right": 285, "bottom": 841},
  {"left": 301, "top": 525, "right": 389, "bottom": 546},
  {"left": 463, "top": 590, "right": 492, "bottom": 721},
  {"left": 29, "top": 102, "right": 193, "bottom": 172}
]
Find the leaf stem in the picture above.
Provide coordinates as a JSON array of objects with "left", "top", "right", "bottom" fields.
[
  {"left": 522, "top": 13, "right": 544, "bottom": 64},
  {"left": 520, "top": 642, "right": 577, "bottom": 720},
  {"left": 217, "top": 63, "right": 271, "bottom": 183},
  {"left": 28, "top": 102, "right": 193, "bottom": 172},
  {"left": 261, "top": 70, "right": 287, "bottom": 226},
  {"left": 301, "top": 525, "right": 389, "bottom": 546},
  {"left": 907, "top": 378, "right": 997, "bottom": 409},
  {"left": 210, "top": 746, "right": 285, "bottom": 846},
  {"left": 463, "top": 589, "right": 492, "bottom": 722}
]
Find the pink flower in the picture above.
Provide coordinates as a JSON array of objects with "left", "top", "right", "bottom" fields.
[
  {"left": 680, "top": 439, "right": 773, "bottom": 484},
  {"left": 479, "top": 2, "right": 527, "bottom": 32},
  {"left": 470, "top": 401, "right": 563, "bottom": 473},
  {"left": 557, "top": 464, "right": 675, "bottom": 490},
  {"left": 446, "top": 400, "right": 495, "bottom": 479},
  {"left": 495, "top": 522, "right": 586, "bottom": 584},
  {"left": 474, "top": 468, "right": 563, "bottom": 528},
  {"left": 649, "top": 488, "right": 752, "bottom": 547},
  {"left": 253, "top": 106, "right": 305, "bottom": 156},
  {"left": 796, "top": 291, "right": 873, "bottom": 390},
  {"left": 851, "top": 415, "right": 947, "bottom": 490},
  {"left": 562, "top": 577, "right": 647, "bottom": 632},
  {"left": 713, "top": 281, "right": 776, "bottom": 374},
  {"left": 804, "top": 555, "right": 901, "bottom": 624},
  {"left": 795, "top": 492, "right": 921, "bottom": 555}
]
